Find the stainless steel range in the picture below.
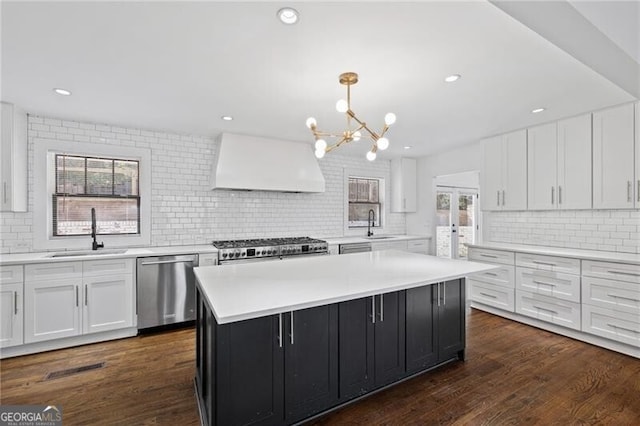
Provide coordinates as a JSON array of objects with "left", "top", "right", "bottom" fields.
[{"left": 212, "top": 237, "right": 328, "bottom": 264}]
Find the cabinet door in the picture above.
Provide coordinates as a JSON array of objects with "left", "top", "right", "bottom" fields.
[
  {"left": 503, "top": 130, "right": 528, "bottom": 210},
  {"left": 527, "top": 123, "right": 558, "bottom": 210},
  {"left": 0, "top": 283, "right": 23, "bottom": 348},
  {"left": 438, "top": 279, "right": 465, "bottom": 362},
  {"left": 284, "top": 305, "right": 339, "bottom": 423},
  {"left": 391, "top": 158, "right": 417, "bottom": 212},
  {"left": 593, "top": 103, "right": 635, "bottom": 208},
  {"left": 558, "top": 113, "right": 592, "bottom": 209},
  {"left": 216, "top": 315, "right": 284, "bottom": 426},
  {"left": 83, "top": 274, "right": 134, "bottom": 334},
  {"left": 373, "top": 291, "right": 406, "bottom": 387},
  {"left": 405, "top": 285, "right": 437, "bottom": 374},
  {"left": 0, "top": 102, "right": 27, "bottom": 212},
  {"left": 24, "top": 279, "right": 81, "bottom": 343},
  {"left": 338, "top": 297, "right": 375, "bottom": 399},
  {"left": 482, "top": 136, "right": 503, "bottom": 211},
  {"left": 635, "top": 102, "right": 640, "bottom": 208}
]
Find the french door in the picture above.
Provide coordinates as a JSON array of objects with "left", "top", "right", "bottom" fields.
[{"left": 436, "top": 187, "right": 477, "bottom": 259}]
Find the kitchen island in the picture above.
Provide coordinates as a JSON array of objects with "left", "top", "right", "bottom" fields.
[{"left": 194, "top": 250, "right": 495, "bottom": 426}]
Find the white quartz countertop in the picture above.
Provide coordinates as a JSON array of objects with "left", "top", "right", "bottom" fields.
[
  {"left": 467, "top": 242, "right": 640, "bottom": 265},
  {"left": 194, "top": 250, "right": 495, "bottom": 324},
  {"left": 0, "top": 244, "right": 218, "bottom": 265},
  {"left": 322, "top": 234, "right": 431, "bottom": 245}
]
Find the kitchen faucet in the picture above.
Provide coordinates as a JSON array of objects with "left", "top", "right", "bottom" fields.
[
  {"left": 91, "top": 207, "right": 104, "bottom": 251},
  {"left": 367, "top": 209, "right": 375, "bottom": 237}
]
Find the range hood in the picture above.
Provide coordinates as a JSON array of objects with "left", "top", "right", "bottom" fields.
[{"left": 211, "top": 133, "right": 325, "bottom": 193}]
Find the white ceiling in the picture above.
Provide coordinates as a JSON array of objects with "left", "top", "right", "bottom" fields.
[{"left": 1, "top": 1, "right": 638, "bottom": 160}]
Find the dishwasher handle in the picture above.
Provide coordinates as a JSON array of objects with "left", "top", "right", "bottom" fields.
[{"left": 139, "top": 259, "right": 197, "bottom": 266}]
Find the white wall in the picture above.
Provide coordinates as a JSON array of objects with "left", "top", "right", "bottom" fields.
[{"left": 0, "top": 115, "right": 406, "bottom": 253}]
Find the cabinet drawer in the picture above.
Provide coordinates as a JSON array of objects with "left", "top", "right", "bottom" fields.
[
  {"left": 199, "top": 253, "right": 218, "bottom": 266},
  {"left": 516, "top": 253, "right": 580, "bottom": 274},
  {"left": 372, "top": 241, "right": 408, "bottom": 251},
  {"left": 515, "top": 290, "right": 581, "bottom": 331},
  {"left": 83, "top": 258, "right": 133, "bottom": 277},
  {"left": 582, "top": 260, "right": 640, "bottom": 284},
  {"left": 407, "top": 239, "right": 429, "bottom": 254},
  {"left": 516, "top": 267, "right": 580, "bottom": 303},
  {"left": 582, "top": 276, "right": 640, "bottom": 315},
  {"left": 0, "top": 265, "right": 23, "bottom": 284},
  {"left": 469, "top": 265, "right": 514, "bottom": 289},
  {"left": 582, "top": 305, "right": 640, "bottom": 347},
  {"left": 26, "top": 262, "right": 82, "bottom": 281},
  {"left": 468, "top": 248, "right": 514, "bottom": 266},
  {"left": 469, "top": 281, "right": 515, "bottom": 312}
]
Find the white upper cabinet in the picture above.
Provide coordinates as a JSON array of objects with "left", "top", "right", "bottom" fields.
[
  {"left": 482, "top": 130, "right": 527, "bottom": 211},
  {"left": 528, "top": 114, "right": 592, "bottom": 210},
  {"left": 0, "top": 102, "right": 27, "bottom": 212},
  {"left": 635, "top": 102, "right": 640, "bottom": 207},
  {"left": 391, "top": 158, "right": 417, "bottom": 212},
  {"left": 593, "top": 103, "right": 635, "bottom": 209}
]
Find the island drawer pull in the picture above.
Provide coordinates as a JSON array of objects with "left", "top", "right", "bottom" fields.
[
  {"left": 607, "top": 294, "right": 640, "bottom": 303},
  {"left": 379, "top": 294, "right": 384, "bottom": 322},
  {"left": 533, "top": 305, "right": 558, "bottom": 315},
  {"left": 443, "top": 283, "right": 446, "bottom": 306},
  {"left": 479, "top": 292, "right": 497, "bottom": 299},
  {"left": 607, "top": 270, "right": 640, "bottom": 277},
  {"left": 371, "top": 296, "right": 376, "bottom": 324},
  {"left": 532, "top": 260, "right": 556, "bottom": 267},
  {"left": 437, "top": 283, "right": 441, "bottom": 307},
  {"left": 290, "top": 312, "right": 294, "bottom": 345},
  {"left": 533, "top": 279, "right": 557, "bottom": 287},
  {"left": 607, "top": 323, "right": 640, "bottom": 334},
  {"left": 278, "top": 313, "right": 283, "bottom": 348}
]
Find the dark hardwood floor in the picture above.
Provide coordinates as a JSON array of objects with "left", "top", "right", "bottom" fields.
[{"left": 1, "top": 309, "right": 639, "bottom": 425}]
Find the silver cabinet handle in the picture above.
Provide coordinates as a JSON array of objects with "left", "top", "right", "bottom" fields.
[
  {"left": 502, "top": 190, "right": 505, "bottom": 206},
  {"left": 480, "top": 254, "right": 498, "bottom": 259},
  {"left": 379, "top": 294, "right": 384, "bottom": 322},
  {"left": 371, "top": 296, "right": 376, "bottom": 324},
  {"left": 532, "top": 260, "right": 556, "bottom": 267},
  {"left": 558, "top": 186, "right": 562, "bottom": 204},
  {"left": 551, "top": 187, "right": 554, "bottom": 205},
  {"left": 443, "top": 282, "right": 446, "bottom": 305},
  {"left": 289, "top": 312, "right": 294, "bottom": 345},
  {"left": 85, "top": 284, "right": 88, "bottom": 306},
  {"left": 607, "top": 294, "right": 640, "bottom": 303},
  {"left": 403, "top": 198, "right": 406, "bottom": 209},
  {"left": 75, "top": 286, "right": 79, "bottom": 307},
  {"left": 278, "top": 313, "right": 283, "bottom": 348},
  {"left": 437, "top": 283, "right": 441, "bottom": 307},
  {"left": 484, "top": 272, "right": 498, "bottom": 277},
  {"left": 607, "top": 270, "right": 640, "bottom": 277},
  {"left": 607, "top": 323, "right": 640, "bottom": 334},
  {"left": 496, "top": 190, "right": 500, "bottom": 206},
  {"left": 637, "top": 180, "right": 640, "bottom": 203},
  {"left": 628, "top": 181, "right": 632, "bottom": 202},
  {"left": 3, "top": 182, "right": 7, "bottom": 204},
  {"left": 14, "top": 291, "right": 18, "bottom": 315},
  {"left": 532, "top": 279, "right": 558, "bottom": 287},
  {"left": 479, "top": 292, "right": 498, "bottom": 299},
  {"left": 533, "top": 305, "right": 558, "bottom": 315}
]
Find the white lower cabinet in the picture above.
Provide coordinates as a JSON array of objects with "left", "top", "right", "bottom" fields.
[
  {"left": 407, "top": 239, "right": 429, "bottom": 254},
  {"left": 515, "top": 291, "right": 581, "bottom": 331},
  {"left": 0, "top": 282, "right": 23, "bottom": 348},
  {"left": 24, "top": 259, "right": 135, "bottom": 344},
  {"left": 469, "top": 280, "right": 515, "bottom": 311},
  {"left": 582, "top": 305, "right": 640, "bottom": 347},
  {"left": 516, "top": 267, "right": 580, "bottom": 303},
  {"left": 468, "top": 248, "right": 516, "bottom": 312},
  {"left": 371, "top": 240, "right": 408, "bottom": 251}
]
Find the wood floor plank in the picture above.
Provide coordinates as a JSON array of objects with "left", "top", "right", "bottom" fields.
[{"left": 1, "top": 309, "right": 639, "bottom": 425}]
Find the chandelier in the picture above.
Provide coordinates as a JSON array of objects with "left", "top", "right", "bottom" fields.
[{"left": 306, "top": 72, "right": 396, "bottom": 161}]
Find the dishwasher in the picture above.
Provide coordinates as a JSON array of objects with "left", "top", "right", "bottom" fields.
[
  {"left": 136, "top": 254, "right": 199, "bottom": 331},
  {"left": 339, "top": 242, "right": 372, "bottom": 254}
]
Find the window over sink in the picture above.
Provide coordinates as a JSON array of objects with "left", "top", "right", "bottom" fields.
[{"left": 348, "top": 177, "right": 382, "bottom": 228}]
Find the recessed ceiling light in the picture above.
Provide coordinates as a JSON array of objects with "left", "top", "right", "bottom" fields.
[
  {"left": 221, "top": 115, "right": 233, "bottom": 121},
  {"left": 404, "top": 146, "right": 412, "bottom": 150},
  {"left": 531, "top": 107, "right": 545, "bottom": 114},
  {"left": 444, "top": 74, "right": 461, "bottom": 83},
  {"left": 277, "top": 7, "right": 299, "bottom": 25},
  {"left": 53, "top": 88, "right": 72, "bottom": 96}
]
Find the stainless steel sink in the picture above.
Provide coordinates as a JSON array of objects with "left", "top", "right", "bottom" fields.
[
  {"left": 48, "top": 249, "right": 127, "bottom": 258},
  {"left": 366, "top": 236, "right": 396, "bottom": 240}
]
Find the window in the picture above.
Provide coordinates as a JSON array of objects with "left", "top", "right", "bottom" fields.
[
  {"left": 348, "top": 177, "right": 381, "bottom": 228},
  {"left": 53, "top": 155, "right": 140, "bottom": 236}
]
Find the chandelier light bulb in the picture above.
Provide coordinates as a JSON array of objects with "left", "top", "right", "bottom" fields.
[
  {"left": 305, "top": 117, "right": 317, "bottom": 129},
  {"left": 352, "top": 131, "right": 362, "bottom": 142},
  {"left": 315, "top": 139, "right": 327, "bottom": 151},
  {"left": 336, "top": 99, "right": 349, "bottom": 113},
  {"left": 377, "top": 137, "right": 389, "bottom": 150},
  {"left": 366, "top": 150, "right": 377, "bottom": 161},
  {"left": 384, "top": 112, "right": 396, "bottom": 126},
  {"left": 315, "top": 148, "right": 326, "bottom": 159}
]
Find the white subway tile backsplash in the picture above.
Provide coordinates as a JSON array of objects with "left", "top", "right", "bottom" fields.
[
  {"left": 485, "top": 210, "right": 640, "bottom": 254},
  {"left": 0, "top": 115, "right": 406, "bottom": 253}
]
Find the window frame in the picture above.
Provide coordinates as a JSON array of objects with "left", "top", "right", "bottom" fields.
[
  {"left": 348, "top": 177, "right": 382, "bottom": 228},
  {"left": 33, "top": 139, "right": 151, "bottom": 251},
  {"left": 343, "top": 168, "right": 387, "bottom": 236}
]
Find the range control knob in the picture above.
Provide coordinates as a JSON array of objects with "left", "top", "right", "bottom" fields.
[{"left": 222, "top": 253, "right": 228, "bottom": 258}]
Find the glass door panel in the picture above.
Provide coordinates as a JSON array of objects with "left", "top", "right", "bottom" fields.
[
  {"left": 436, "top": 191, "right": 452, "bottom": 258},
  {"left": 436, "top": 187, "right": 477, "bottom": 259},
  {"left": 457, "top": 193, "right": 475, "bottom": 259}
]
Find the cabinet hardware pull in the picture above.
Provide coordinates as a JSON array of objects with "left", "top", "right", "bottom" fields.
[
  {"left": 479, "top": 292, "right": 498, "bottom": 299},
  {"left": 532, "top": 279, "right": 558, "bottom": 287},
  {"left": 371, "top": 296, "right": 376, "bottom": 324},
  {"left": 437, "top": 282, "right": 440, "bottom": 307},
  {"left": 289, "top": 312, "right": 294, "bottom": 345},
  {"left": 627, "top": 181, "right": 632, "bottom": 202},
  {"left": 3, "top": 182, "right": 7, "bottom": 204},
  {"left": 140, "top": 259, "right": 195, "bottom": 266},
  {"left": 480, "top": 254, "right": 498, "bottom": 259},
  {"left": 502, "top": 190, "right": 505, "bottom": 206},
  {"left": 607, "top": 270, "right": 640, "bottom": 277},
  {"left": 75, "top": 286, "right": 79, "bottom": 307},
  {"left": 606, "top": 294, "right": 640, "bottom": 303},
  {"left": 607, "top": 323, "right": 640, "bottom": 334},
  {"left": 637, "top": 180, "right": 640, "bottom": 203},
  {"left": 533, "top": 305, "right": 558, "bottom": 315},
  {"left": 497, "top": 190, "right": 500, "bottom": 206},
  {"left": 278, "top": 313, "right": 283, "bottom": 348},
  {"left": 14, "top": 291, "right": 18, "bottom": 315},
  {"left": 532, "top": 260, "right": 556, "bottom": 267},
  {"left": 551, "top": 187, "right": 554, "bottom": 204},
  {"left": 379, "top": 294, "right": 384, "bottom": 322},
  {"left": 558, "top": 186, "right": 562, "bottom": 204},
  {"left": 484, "top": 272, "right": 498, "bottom": 277},
  {"left": 85, "top": 284, "right": 88, "bottom": 306},
  {"left": 403, "top": 198, "right": 406, "bottom": 209},
  {"left": 442, "top": 282, "right": 446, "bottom": 305}
]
